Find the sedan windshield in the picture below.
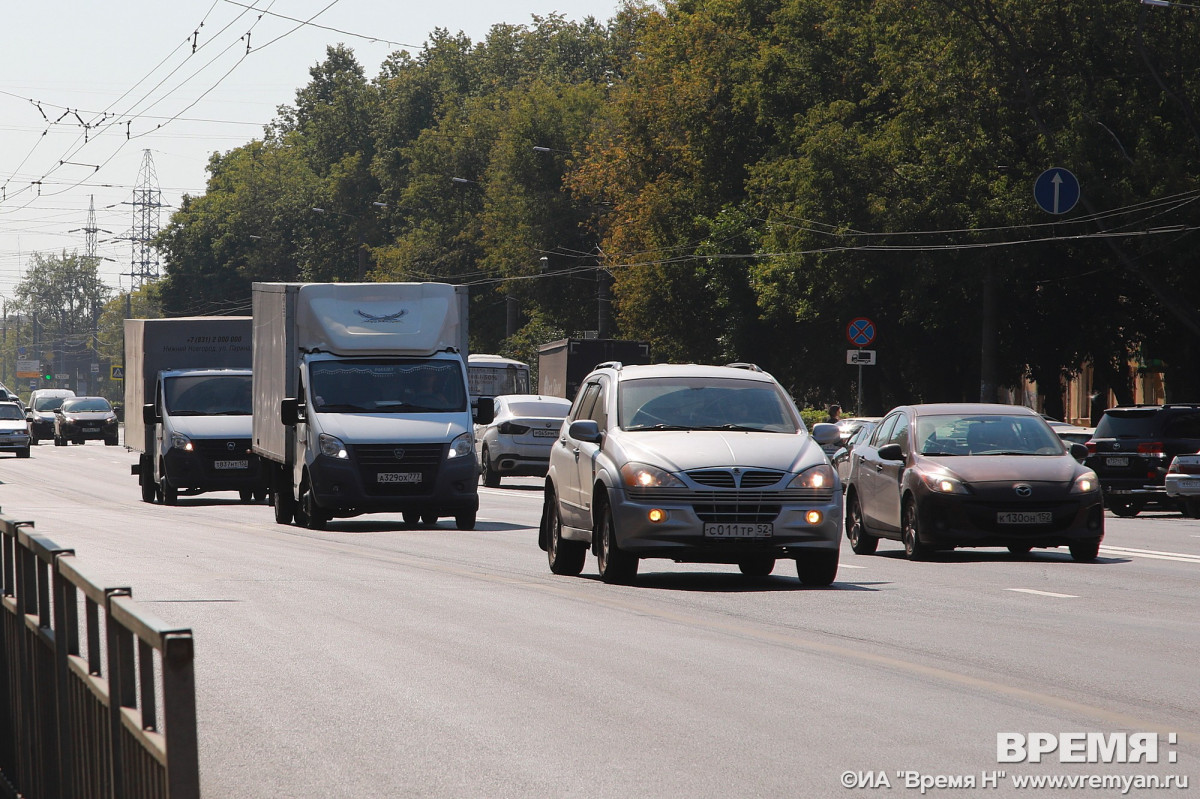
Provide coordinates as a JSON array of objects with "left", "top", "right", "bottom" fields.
[
  {"left": 61, "top": 398, "right": 113, "bottom": 414},
  {"left": 917, "top": 414, "right": 1065, "bottom": 456},
  {"left": 0, "top": 405, "right": 23, "bottom": 421},
  {"left": 620, "top": 377, "right": 799, "bottom": 433}
]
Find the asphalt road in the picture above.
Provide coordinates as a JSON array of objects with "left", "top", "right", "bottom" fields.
[{"left": 2, "top": 439, "right": 1197, "bottom": 798}]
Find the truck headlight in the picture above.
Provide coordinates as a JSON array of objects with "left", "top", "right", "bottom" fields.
[
  {"left": 448, "top": 432, "right": 473, "bottom": 459},
  {"left": 170, "top": 432, "right": 194, "bottom": 451},
  {"left": 318, "top": 433, "right": 348, "bottom": 459}
]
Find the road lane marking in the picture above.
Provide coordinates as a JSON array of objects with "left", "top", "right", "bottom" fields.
[
  {"left": 1099, "top": 545, "right": 1200, "bottom": 564},
  {"left": 1006, "top": 588, "right": 1078, "bottom": 599}
]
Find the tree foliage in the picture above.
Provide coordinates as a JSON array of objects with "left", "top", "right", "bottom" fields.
[{"left": 151, "top": 1, "right": 1200, "bottom": 414}]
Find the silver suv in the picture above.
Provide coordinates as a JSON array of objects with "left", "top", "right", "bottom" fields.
[{"left": 538, "top": 362, "right": 843, "bottom": 584}]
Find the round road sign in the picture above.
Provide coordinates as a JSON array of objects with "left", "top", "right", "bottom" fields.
[{"left": 847, "top": 318, "right": 876, "bottom": 347}]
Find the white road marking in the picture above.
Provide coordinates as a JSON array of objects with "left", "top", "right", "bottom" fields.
[
  {"left": 1006, "top": 588, "right": 1079, "bottom": 599},
  {"left": 1099, "top": 545, "right": 1200, "bottom": 564}
]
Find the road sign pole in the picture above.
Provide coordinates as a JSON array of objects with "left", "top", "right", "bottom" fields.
[{"left": 857, "top": 362, "right": 863, "bottom": 416}]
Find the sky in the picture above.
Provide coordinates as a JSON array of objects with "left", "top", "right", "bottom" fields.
[{"left": 0, "top": 0, "right": 620, "bottom": 305}]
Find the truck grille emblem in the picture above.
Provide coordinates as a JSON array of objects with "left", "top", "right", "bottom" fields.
[
  {"left": 393, "top": 449, "right": 406, "bottom": 460},
  {"left": 226, "top": 441, "right": 236, "bottom": 451}
]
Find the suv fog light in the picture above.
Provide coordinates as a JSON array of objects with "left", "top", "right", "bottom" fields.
[
  {"left": 805, "top": 510, "right": 823, "bottom": 525},
  {"left": 647, "top": 508, "right": 667, "bottom": 523}
]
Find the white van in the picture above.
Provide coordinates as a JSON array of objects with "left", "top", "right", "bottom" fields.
[{"left": 26, "top": 388, "right": 76, "bottom": 445}]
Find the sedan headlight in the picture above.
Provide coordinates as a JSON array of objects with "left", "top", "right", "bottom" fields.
[
  {"left": 448, "top": 432, "right": 474, "bottom": 459},
  {"left": 915, "top": 467, "right": 968, "bottom": 494},
  {"left": 170, "top": 432, "right": 194, "bottom": 452},
  {"left": 318, "top": 433, "right": 348, "bottom": 459},
  {"left": 620, "top": 462, "right": 685, "bottom": 489},
  {"left": 787, "top": 463, "right": 835, "bottom": 490},
  {"left": 1071, "top": 470, "right": 1100, "bottom": 494}
]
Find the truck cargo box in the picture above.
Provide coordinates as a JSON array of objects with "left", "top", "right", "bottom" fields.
[
  {"left": 537, "top": 338, "right": 651, "bottom": 401},
  {"left": 124, "top": 317, "right": 252, "bottom": 453}
]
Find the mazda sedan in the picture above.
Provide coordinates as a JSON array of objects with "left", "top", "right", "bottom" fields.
[{"left": 843, "top": 403, "right": 1103, "bottom": 561}]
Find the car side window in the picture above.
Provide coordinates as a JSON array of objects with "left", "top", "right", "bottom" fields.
[
  {"left": 872, "top": 414, "right": 899, "bottom": 447},
  {"left": 1164, "top": 412, "right": 1200, "bottom": 438},
  {"left": 891, "top": 416, "right": 910, "bottom": 451},
  {"left": 586, "top": 379, "right": 610, "bottom": 431},
  {"left": 571, "top": 383, "right": 601, "bottom": 424}
]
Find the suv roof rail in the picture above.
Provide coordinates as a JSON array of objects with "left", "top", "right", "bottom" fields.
[
  {"left": 725, "top": 362, "right": 763, "bottom": 372},
  {"left": 593, "top": 361, "right": 623, "bottom": 371}
]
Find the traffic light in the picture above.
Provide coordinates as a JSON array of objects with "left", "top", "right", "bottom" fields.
[{"left": 43, "top": 372, "right": 53, "bottom": 381}]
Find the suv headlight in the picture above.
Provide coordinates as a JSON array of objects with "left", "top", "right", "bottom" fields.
[
  {"left": 787, "top": 463, "right": 835, "bottom": 490},
  {"left": 170, "top": 432, "right": 194, "bottom": 452},
  {"left": 620, "top": 462, "right": 684, "bottom": 489},
  {"left": 448, "top": 432, "right": 474, "bottom": 459},
  {"left": 318, "top": 433, "right": 348, "bottom": 459},
  {"left": 1071, "top": 470, "right": 1099, "bottom": 494}
]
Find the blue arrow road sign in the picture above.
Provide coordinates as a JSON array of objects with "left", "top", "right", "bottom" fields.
[{"left": 1034, "top": 167, "right": 1080, "bottom": 215}]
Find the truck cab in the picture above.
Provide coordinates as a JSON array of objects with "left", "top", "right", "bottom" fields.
[{"left": 143, "top": 368, "right": 267, "bottom": 504}]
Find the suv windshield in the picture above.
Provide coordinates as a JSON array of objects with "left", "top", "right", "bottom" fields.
[{"left": 619, "top": 376, "right": 800, "bottom": 433}]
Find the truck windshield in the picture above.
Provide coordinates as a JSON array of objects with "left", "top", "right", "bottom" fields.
[
  {"left": 164, "top": 374, "right": 253, "bottom": 416},
  {"left": 309, "top": 359, "right": 466, "bottom": 413}
]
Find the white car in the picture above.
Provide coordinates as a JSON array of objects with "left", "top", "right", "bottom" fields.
[
  {"left": 476, "top": 394, "right": 572, "bottom": 487},
  {"left": 0, "top": 401, "right": 31, "bottom": 457},
  {"left": 1165, "top": 453, "right": 1200, "bottom": 518}
]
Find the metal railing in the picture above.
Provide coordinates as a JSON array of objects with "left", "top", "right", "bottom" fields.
[{"left": 0, "top": 511, "right": 199, "bottom": 799}]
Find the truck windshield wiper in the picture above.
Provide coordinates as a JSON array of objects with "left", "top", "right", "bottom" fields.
[{"left": 316, "top": 403, "right": 371, "bottom": 412}]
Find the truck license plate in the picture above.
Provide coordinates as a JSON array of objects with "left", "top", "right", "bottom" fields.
[
  {"left": 378, "top": 472, "right": 421, "bottom": 484},
  {"left": 703, "top": 523, "right": 772, "bottom": 538},
  {"left": 997, "top": 511, "right": 1052, "bottom": 524},
  {"left": 214, "top": 460, "right": 249, "bottom": 470},
  {"left": 83, "top": 426, "right": 99, "bottom": 432}
]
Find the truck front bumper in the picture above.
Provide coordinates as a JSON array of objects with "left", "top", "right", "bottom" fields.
[{"left": 308, "top": 448, "right": 479, "bottom": 516}]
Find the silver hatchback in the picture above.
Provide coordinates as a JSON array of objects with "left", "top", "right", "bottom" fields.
[{"left": 538, "top": 362, "right": 843, "bottom": 584}]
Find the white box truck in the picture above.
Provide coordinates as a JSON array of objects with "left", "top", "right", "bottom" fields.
[
  {"left": 125, "top": 317, "right": 269, "bottom": 505},
  {"left": 251, "top": 282, "right": 492, "bottom": 530}
]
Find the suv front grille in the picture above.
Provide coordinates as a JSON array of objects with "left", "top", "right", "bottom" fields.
[{"left": 687, "top": 469, "right": 785, "bottom": 488}]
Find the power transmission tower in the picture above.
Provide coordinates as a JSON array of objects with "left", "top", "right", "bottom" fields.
[{"left": 128, "top": 149, "right": 163, "bottom": 290}]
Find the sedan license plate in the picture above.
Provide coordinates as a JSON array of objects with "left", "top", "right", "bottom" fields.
[
  {"left": 214, "top": 460, "right": 249, "bottom": 470},
  {"left": 1178, "top": 479, "right": 1200, "bottom": 489},
  {"left": 1105, "top": 456, "right": 1129, "bottom": 467},
  {"left": 83, "top": 426, "right": 100, "bottom": 432},
  {"left": 997, "top": 511, "right": 1052, "bottom": 525},
  {"left": 531, "top": 428, "right": 557, "bottom": 438},
  {"left": 378, "top": 472, "right": 421, "bottom": 484},
  {"left": 703, "top": 522, "right": 773, "bottom": 538}
]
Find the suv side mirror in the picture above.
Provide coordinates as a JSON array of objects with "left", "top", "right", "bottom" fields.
[{"left": 568, "top": 419, "right": 602, "bottom": 443}]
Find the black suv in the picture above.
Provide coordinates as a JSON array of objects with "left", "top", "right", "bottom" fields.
[{"left": 1085, "top": 404, "right": 1200, "bottom": 516}]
